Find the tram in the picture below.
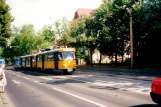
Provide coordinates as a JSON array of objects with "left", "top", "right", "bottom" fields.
[{"left": 14, "top": 48, "right": 77, "bottom": 74}]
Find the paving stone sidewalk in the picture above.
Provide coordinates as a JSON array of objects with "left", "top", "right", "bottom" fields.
[
  {"left": 0, "top": 93, "right": 10, "bottom": 107},
  {"left": 77, "top": 65, "right": 161, "bottom": 81}
]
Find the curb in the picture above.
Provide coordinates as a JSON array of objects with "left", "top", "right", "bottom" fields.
[{"left": 77, "top": 66, "right": 161, "bottom": 75}]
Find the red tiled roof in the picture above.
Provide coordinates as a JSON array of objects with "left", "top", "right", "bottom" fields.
[{"left": 74, "top": 8, "right": 93, "bottom": 19}]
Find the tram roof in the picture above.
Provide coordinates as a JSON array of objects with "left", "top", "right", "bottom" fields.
[
  {"left": 20, "top": 54, "right": 37, "bottom": 58},
  {"left": 37, "top": 48, "right": 75, "bottom": 55}
]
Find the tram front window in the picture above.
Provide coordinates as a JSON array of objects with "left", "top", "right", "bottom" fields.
[{"left": 62, "top": 52, "right": 75, "bottom": 60}]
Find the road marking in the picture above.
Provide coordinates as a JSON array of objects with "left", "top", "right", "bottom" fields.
[
  {"left": 23, "top": 77, "right": 29, "bottom": 80},
  {"left": 40, "top": 77, "right": 52, "bottom": 80},
  {"left": 88, "top": 75, "right": 94, "bottom": 77},
  {"left": 8, "top": 70, "right": 150, "bottom": 95},
  {"left": 121, "top": 88, "right": 150, "bottom": 95},
  {"left": 34, "top": 81, "right": 43, "bottom": 84},
  {"left": 53, "top": 87, "right": 107, "bottom": 107},
  {"left": 17, "top": 74, "right": 21, "bottom": 77},
  {"left": 56, "top": 76, "right": 68, "bottom": 79},
  {"left": 12, "top": 80, "right": 20, "bottom": 84},
  {"left": 64, "top": 77, "right": 150, "bottom": 94},
  {"left": 70, "top": 75, "right": 79, "bottom": 78},
  {"left": 95, "top": 80, "right": 107, "bottom": 83},
  {"left": 34, "top": 81, "right": 39, "bottom": 83}
]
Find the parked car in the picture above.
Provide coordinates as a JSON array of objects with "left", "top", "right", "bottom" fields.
[{"left": 150, "top": 78, "right": 161, "bottom": 105}]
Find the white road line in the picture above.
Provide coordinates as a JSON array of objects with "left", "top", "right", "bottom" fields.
[
  {"left": 88, "top": 75, "right": 94, "bottom": 77},
  {"left": 121, "top": 88, "right": 150, "bottom": 95},
  {"left": 70, "top": 75, "right": 80, "bottom": 78},
  {"left": 34, "top": 81, "right": 43, "bottom": 84},
  {"left": 40, "top": 77, "right": 52, "bottom": 80},
  {"left": 12, "top": 80, "right": 20, "bottom": 84},
  {"left": 23, "top": 77, "right": 29, "bottom": 80},
  {"left": 53, "top": 87, "right": 107, "bottom": 107},
  {"left": 95, "top": 80, "right": 107, "bottom": 83},
  {"left": 56, "top": 76, "right": 68, "bottom": 79},
  {"left": 9, "top": 71, "right": 150, "bottom": 95},
  {"left": 16, "top": 74, "right": 21, "bottom": 77}
]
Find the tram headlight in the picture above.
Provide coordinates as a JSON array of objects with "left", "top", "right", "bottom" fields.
[{"left": 63, "top": 64, "right": 67, "bottom": 67}]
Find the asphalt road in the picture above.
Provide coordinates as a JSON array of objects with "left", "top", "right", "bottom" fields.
[{"left": 3, "top": 67, "right": 159, "bottom": 107}]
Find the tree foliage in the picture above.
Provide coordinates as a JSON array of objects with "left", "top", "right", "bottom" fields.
[
  {"left": 1, "top": 0, "right": 161, "bottom": 67},
  {"left": 0, "top": 0, "right": 13, "bottom": 47}
]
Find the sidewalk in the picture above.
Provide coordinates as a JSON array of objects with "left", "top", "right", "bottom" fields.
[
  {"left": 0, "top": 89, "right": 15, "bottom": 107},
  {"left": 77, "top": 65, "right": 161, "bottom": 81},
  {"left": 0, "top": 91, "right": 14, "bottom": 107}
]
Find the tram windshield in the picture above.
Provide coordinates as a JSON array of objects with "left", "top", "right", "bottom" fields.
[{"left": 62, "top": 52, "right": 75, "bottom": 60}]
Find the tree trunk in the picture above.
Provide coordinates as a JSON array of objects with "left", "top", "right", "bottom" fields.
[
  {"left": 90, "top": 48, "right": 93, "bottom": 67},
  {"left": 111, "top": 55, "right": 114, "bottom": 65},
  {"left": 64, "top": 43, "right": 67, "bottom": 48},
  {"left": 121, "top": 53, "right": 124, "bottom": 64},
  {"left": 99, "top": 53, "right": 102, "bottom": 65},
  {"left": 115, "top": 52, "right": 117, "bottom": 65}
]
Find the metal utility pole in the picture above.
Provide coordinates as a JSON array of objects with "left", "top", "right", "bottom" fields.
[{"left": 129, "top": 8, "right": 134, "bottom": 69}]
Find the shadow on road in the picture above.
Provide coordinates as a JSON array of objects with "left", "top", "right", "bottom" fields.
[
  {"left": 6, "top": 67, "right": 55, "bottom": 76},
  {"left": 89, "top": 85, "right": 120, "bottom": 90},
  {"left": 47, "top": 79, "right": 86, "bottom": 85},
  {"left": 130, "top": 104, "right": 160, "bottom": 107}
]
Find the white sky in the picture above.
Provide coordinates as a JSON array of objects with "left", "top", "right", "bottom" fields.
[{"left": 6, "top": 0, "right": 102, "bottom": 31}]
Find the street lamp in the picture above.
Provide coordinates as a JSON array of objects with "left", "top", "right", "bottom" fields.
[{"left": 123, "top": 1, "right": 139, "bottom": 70}]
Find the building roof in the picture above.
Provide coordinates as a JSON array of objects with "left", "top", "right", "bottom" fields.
[{"left": 74, "top": 8, "right": 93, "bottom": 19}]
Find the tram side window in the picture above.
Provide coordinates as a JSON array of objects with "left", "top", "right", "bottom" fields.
[
  {"left": 44, "top": 54, "right": 48, "bottom": 61},
  {"left": 15, "top": 58, "right": 19, "bottom": 65},
  {"left": 58, "top": 53, "right": 63, "bottom": 60},
  {"left": 37, "top": 55, "right": 42, "bottom": 61},
  {"left": 20, "top": 58, "right": 22, "bottom": 65},
  {"left": 44, "top": 54, "right": 54, "bottom": 61},
  {"left": 22, "top": 58, "right": 25, "bottom": 67},
  {"left": 26, "top": 58, "right": 29, "bottom": 65},
  {"left": 49, "top": 53, "right": 54, "bottom": 61},
  {"left": 32, "top": 57, "right": 36, "bottom": 62},
  {"left": 19, "top": 59, "right": 22, "bottom": 65}
]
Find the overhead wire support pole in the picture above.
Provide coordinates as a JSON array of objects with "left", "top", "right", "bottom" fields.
[{"left": 129, "top": 8, "right": 134, "bottom": 70}]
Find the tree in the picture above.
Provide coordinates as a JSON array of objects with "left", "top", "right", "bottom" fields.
[
  {"left": 93, "top": 0, "right": 130, "bottom": 64},
  {"left": 69, "top": 19, "right": 86, "bottom": 61},
  {"left": 10, "top": 24, "right": 51, "bottom": 57},
  {"left": 134, "top": 0, "right": 161, "bottom": 67},
  {"left": 0, "top": 0, "right": 13, "bottom": 47},
  {"left": 84, "top": 17, "right": 98, "bottom": 65},
  {"left": 41, "top": 25, "right": 55, "bottom": 47},
  {"left": 54, "top": 17, "right": 74, "bottom": 48}
]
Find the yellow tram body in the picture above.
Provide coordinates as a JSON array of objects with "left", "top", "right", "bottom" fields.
[{"left": 15, "top": 48, "right": 77, "bottom": 74}]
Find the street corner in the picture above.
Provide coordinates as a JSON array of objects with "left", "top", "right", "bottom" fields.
[{"left": 0, "top": 93, "right": 10, "bottom": 107}]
